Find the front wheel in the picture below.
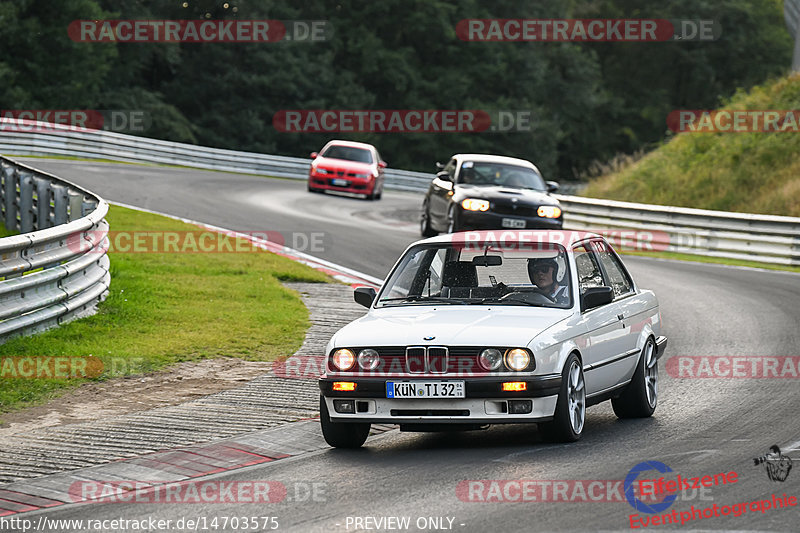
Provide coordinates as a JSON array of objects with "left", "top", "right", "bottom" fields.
[
  {"left": 320, "top": 396, "right": 370, "bottom": 448},
  {"left": 420, "top": 201, "right": 437, "bottom": 237},
  {"left": 612, "top": 337, "right": 658, "bottom": 418},
  {"left": 539, "top": 353, "right": 585, "bottom": 442}
]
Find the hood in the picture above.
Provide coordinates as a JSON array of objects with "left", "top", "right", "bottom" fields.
[
  {"left": 331, "top": 306, "right": 572, "bottom": 348},
  {"left": 456, "top": 185, "right": 558, "bottom": 205}
]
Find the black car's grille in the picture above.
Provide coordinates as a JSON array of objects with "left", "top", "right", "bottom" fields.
[{"left": 491, "top": 202, "right": 539, "bottom": 217}]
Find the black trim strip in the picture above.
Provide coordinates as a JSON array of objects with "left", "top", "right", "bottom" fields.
[{"left": 584, "top": 349, "right": 639, "bottom": 372}]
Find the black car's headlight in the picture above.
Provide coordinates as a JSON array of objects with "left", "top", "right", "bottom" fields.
[
  {"left": 461, "top": 198, "right": 490, "bottom": 211},
  {"left": 537, "top": 206, "right": 562, "bottom": 218}
]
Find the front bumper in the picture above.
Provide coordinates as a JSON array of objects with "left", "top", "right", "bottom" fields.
[
  {"left": 458, "top": 209, "right": 563, "bottom": 230},
  {"left": 320, "top": 376, "right": 561, "bottom": 424},
  {"left": 309, "top": 174, "right": 374, "bottom": 194}
]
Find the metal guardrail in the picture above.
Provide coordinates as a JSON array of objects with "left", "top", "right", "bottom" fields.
[
  {"left": 557, "top": 195, "right": 800, "bottom": 266},
  {"left": 0, "top": 156, "right": 110, "bottom": 342},
  {"left": 1, "top": 119, "right": 799, "bottom": 267}
]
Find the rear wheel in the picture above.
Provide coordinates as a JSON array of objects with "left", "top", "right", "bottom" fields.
[
  {"left": 319, "top": 396, "right": 370, "bottom": 448},
  {"left": 612, "top": 337, "right": 658, "bottom": 418},
  {"left": 539, "top": 353, "right": 585, "bottom": 442}
]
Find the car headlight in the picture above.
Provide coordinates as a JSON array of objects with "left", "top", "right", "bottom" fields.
[
  {"left": 461, "top": 198, "right": 490, "bottom": 211},
  {"left": 357, "top": 349, "right": 380, "bottom": 370},
  {"left": 537, "top": 206, "right": 562, "bottom": 218},
  {"left": 353, "top": 173, "right": 370, "bottom": 179},
  {"left": 505, "top": 348, "right": 531, "bottom": 371},
  {"left": 331, "top": 349, "right": 355, "bottom": 371},
  {"left": 479, "top": 348, "right": 503, "bottom": 371},
  {"left": 315, "top": 168, "right": 330, "bottom": 175}
]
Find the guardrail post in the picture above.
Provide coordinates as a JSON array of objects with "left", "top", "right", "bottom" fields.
[
  {"left": 2, "top": 166, "right": 18, "bottom": 232},
  {"left": 35, "top": 177, "right": 52, "bottom": 230},
  {"left": 19, "top": 173, "right": 34, "bottom": 233},
  {"left": 68, "top": 191, "right": 83, "bottom": 221},
  {"left": 52, "top": 184, "right": 69, "bottom": 225}
]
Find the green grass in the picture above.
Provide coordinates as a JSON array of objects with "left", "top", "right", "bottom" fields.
[
  {"left": 0, "top": 205, "right": 330, "bottom": 416},
  {"left": 0, "top": 225, "right": 17, "bottom": 238},
  {"left": 584, "top": 73, "right": 800, "bottom": 217}
]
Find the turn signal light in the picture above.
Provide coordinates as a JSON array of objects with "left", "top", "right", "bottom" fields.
[
  {"left": 502, "top": 382, "right": 527, "bottom": 392},
  {"left": 332, "top": 382, "right": 357, "bottom": 391}
]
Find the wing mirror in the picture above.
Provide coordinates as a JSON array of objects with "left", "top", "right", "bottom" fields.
[
  {"left": 310, "top": 152, "right": 318, "bottom": 159},
  {"left": 436, "top": 161, "right": 445, "bottom": 170},
  {"left": 354, "top": 287, "right": 377, "bottom": 308},
  {"left": 581, "top": 286, "right": 613, "bottom": 311},
  {"left": 546, "top": 180, "right": 560, "bottom": 193},
  {"left": 378, "top": 160, "right": 388, "bottom": 168},
  {"left": 436, "top": 170, "right": 452, "bottom": 181}
]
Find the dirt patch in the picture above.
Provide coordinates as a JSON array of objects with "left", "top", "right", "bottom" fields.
[{"left": 0, "top": 358, "right": 272, "bottom": 437}]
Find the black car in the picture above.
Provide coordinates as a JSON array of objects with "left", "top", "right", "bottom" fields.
[{"left": 420, "top": 154, "right": 563, "bottom": 236}]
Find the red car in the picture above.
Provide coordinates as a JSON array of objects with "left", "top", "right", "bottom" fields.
[{"left": 308, "top": 140, "right": 387, "bottom": 200}]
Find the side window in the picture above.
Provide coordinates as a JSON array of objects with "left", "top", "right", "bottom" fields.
[
  {"left": 573, "top": 244, "right": 604, "bottom": 293},
  {"left": 594, "top": 243, "right": 633, "bottom": 297}
]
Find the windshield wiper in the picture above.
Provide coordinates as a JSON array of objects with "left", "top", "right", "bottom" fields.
[
  {"left": 378, "top": 296, "right": 462, "bottom": 304},
  {"left": 472, "top": 295, "right": 547, "bottom": 307}
]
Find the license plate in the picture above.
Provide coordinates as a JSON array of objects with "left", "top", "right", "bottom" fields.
[
  {"left": 386, "top": 381, "right": 465, "bottom": 399},
  {"left": 502, "top": 218, "right": 526, "bottom": 229},
  {"left": 331, "top": 178, "right": 350, "bottom": 186}
]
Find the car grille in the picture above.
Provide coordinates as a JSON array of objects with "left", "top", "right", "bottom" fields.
[
  {"left": 491, "top": 202, "right": 539, "bottom": 217},
  {"left": 341, "top": 346, "right": 486, "bottom": 375}
]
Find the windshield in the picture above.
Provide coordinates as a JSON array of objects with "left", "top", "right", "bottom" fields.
[
  {"left": 458, "top": 162, "right": 546, "bottom": 190},
  {"left": 320, "top": 145, "right": 374, "bottom": 164},
  {"left": 376, "top": 241, "right": 572, "bottom": 309}
]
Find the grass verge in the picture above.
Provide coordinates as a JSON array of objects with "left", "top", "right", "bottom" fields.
[{"left": 0, "top": 205, "right": 330, "bottom": 417}]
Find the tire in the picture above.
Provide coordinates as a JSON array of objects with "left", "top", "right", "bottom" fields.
[
  {"left": 446, "top": 205, "right": 460, "bottom": 233},
  {"left": 307, "top": 183, "right": 321, "bottom": 194},
  {"left": 612, "top": 337, "right": 658, "bottom": 418},
  {"left": 375, "top": 187, "right": 382, "bottom": 200},
  {"left": 539, "top": 353, "right": 585, "bottom": 443},
  {"left": 319, "top": 396, "right": 370, "bottom": 448},
  {"left": 420, "top": 200, "right": 437, "bottom": 237}
]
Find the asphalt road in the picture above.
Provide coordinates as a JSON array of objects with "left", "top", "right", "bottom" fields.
[{"left": 10, "top": 159, "right": 800, "bottom": 532}]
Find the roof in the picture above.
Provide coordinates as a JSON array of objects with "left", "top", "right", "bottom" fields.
[
  {"left": 415, "top": 230, "right": 604, "bottom": 248},
  {"left": 323, "top": 140, "right": 377, "bottom": 150}
]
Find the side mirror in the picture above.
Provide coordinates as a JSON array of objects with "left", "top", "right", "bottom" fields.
[
  {"left": 581, "top": 286, "right": 614, "bottom": 311},
  {"left": 436, "top": 161, "right": 445, "bottom": 170},
  {"left": 378, "top": 160, "right": 387, "bottom": 168},
  {"left": 546, "top": 181, "right": 560, "bottom": 193},
  {"left": 436, "top": 170, "right": 452, "bottom": 181},
  {"left": 310, "top": 152, "right": 318, "bottom": 159},
  {"left": 354, "top": 287, "right": 377, "bottom": 308}
]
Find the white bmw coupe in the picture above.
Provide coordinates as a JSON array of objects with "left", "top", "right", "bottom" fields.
[{"left": 319, "top": 230, "right": 667, "bottom": 447}]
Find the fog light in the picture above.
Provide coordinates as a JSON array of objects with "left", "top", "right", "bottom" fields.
[
  {"left": 332, "top": 381, "right": 356, "bottom": 391},
  {"left": 333, "top": 400, "right": 355, "bottom": 413},
  {"left": 508, "top": 400, "right": 532, "bottom": 414},
  {"left": 502, "top": 381, "right": 527, "bottom": 392}
]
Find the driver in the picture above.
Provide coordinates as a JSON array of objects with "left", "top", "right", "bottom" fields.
[
  {"left": 528, "top": 258, "right": 569, "bottom": 305},
  {"left": 504, "top": 171, "right": 526, "bottom": 188}
]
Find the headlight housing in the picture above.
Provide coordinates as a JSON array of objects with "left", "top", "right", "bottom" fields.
[
  {"left": 353, "top": 173, "right": 371, "bottom": 179},
  {"left": 461, "top": 198, "right": 490, "bottom": 211},
  {"left": 505, "top": 348, "right": 531, "bottom": 371},
  {"left": 479, "top": 348, "right": 503, "bottom": 371},
  {"left": 357, "top": 349, "right": 380, "bottom": 370},
  {"left": 537, "top": 205, "right": 562, "bottom": 218},
  {"left": 331, "top": 349, "right": 355, "bottom": 371},
  {"left": 315, "top": 167, "right": 330, "bottom": 175}
]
